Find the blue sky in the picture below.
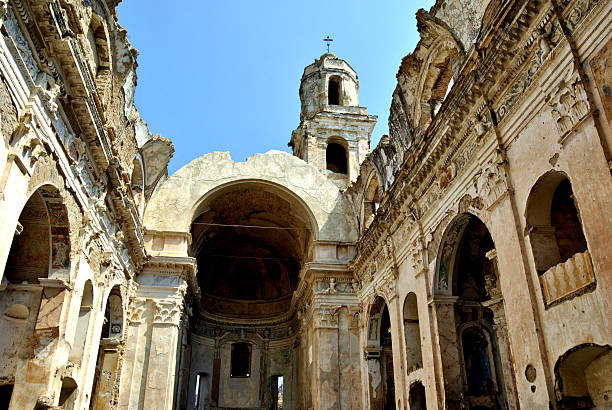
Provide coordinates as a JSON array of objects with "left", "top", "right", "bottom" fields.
[{"left": 117, "top": 1, "right": 433, "bottom": 174}]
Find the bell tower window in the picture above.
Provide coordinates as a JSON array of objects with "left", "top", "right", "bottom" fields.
[
  {"left": 328, "top": 77, "right": 341, "bottom": 105},
  {"left": 326, "top": 142, "right": 348, "bottom": 174}
]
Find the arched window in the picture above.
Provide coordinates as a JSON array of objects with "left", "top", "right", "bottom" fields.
[
  {"left": 326, "top": 142, "right": 347, "bottom": 174},
  {"left": 366, "top": 297, "right": 396, "bottom": 409},
  {"left": 403, "top": 292, "right": 422, "bottom": 374},
  {"left": 554, "top": 344, "right": 612, "bottom": 409},
  {"left": 363, "top": 175, "right": 381, "bottom": 232},
  {"left": 69, "top": 280, "right": 94, "bottom": 363},
  {"left": 231, "top": 342, "right": 252, "bottom": 377},
  {"left": 328, "top": 76, "right": 341, "bottom": 105},
  {"left": 131, "top": 157, "right": 145, "bottom": 217},
  {"left": 527, "top": 173, "right": 588, "bottom": 274},
  {"left": 409, "top": 381, "right": 426, "bottom": 410}
]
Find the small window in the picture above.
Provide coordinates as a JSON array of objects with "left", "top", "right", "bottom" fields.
[
  {"left": 328, "top": 77, "right": 341, "bottom": 105},
  {"left": 326, "top": 142, "right": 347, "bottom": 174},
  {"left": 231, "top": 342, "right": 251, "bottom": 377}
]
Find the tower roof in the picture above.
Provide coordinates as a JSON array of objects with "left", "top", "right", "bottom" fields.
[{"left": 302, "top": 53, "right": 358, "bottom": 81}]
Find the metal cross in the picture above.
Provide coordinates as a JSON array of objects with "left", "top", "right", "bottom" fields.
[{"left": 323, "top": 36, "right": 334, "bottom": 53}]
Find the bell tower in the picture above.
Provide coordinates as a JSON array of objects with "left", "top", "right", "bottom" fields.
[{"left": 290, "top": 53, "right": 377, "bottom": 188}]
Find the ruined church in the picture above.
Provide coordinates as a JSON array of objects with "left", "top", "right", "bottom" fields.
[{"left": 0, "top": 0, "right": 611, "bottom": 409}]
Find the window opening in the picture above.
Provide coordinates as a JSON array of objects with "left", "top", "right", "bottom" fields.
[
  {"left": 272, "top": 375, "right": 284, "bottom": 409},
  {"left": 328, "top": 77, "right": 341, "bottom": 105},
  {"left": 231, "top": 342, "right": 251, "bottom": 377},
  {"left": 326, "top": 142, "right": 347, "bottom": 174},
  {"left": 194, "top": 373, "right": 210, "bottom": 410}
]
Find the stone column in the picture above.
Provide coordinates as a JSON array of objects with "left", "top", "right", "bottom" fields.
[
  {"left": 428, "top": 295, "right": 462, "bottom": 409},
  {"left": 117, "top": 257, "right": 198, "bottom": 410},
  {"left": 91, "top": 339, "right": 124, "bottom": 410},
  {"left": 483, "top": 249, "right": 518, "bottom": 409}
]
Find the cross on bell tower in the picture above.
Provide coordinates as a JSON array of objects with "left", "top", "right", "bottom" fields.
[{"left": 323, "top": 36, "right": 333, "bottom": 53}]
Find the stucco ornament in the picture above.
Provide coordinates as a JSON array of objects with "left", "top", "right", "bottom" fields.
[
  {"left": 548, "top": 67, "right": 590, "bottom": 138},
  {"left": 474, "top": 154, "right": 509, "bottom": 209}
]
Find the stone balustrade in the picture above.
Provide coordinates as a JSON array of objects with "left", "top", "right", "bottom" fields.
[{"left": 540, "top": 250, "right": 595, "bottom": 306}]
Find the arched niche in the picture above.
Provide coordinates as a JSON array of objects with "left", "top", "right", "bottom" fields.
[
  {"left": 525, "top": 171, "right": 593, "bottom": 306},
  {"left": 554, "top": 344, "right": 612, "bottom": 409},
  {"left": 362, "top": 173, "right": 381, "bottom": 233},
  {"left": 69, "top": 280, "right": 94, "bottom": 363},
  {"left": 5, "top": 184, "right": 71, "bottom": 283},
  {"left": 433, "top": 213, "right": 514, "bottom": 408},
  {"left": 131, "top": 155, "right": 145, "bottom": 218},
  {"left": 326, "top": 139, "right": 348, "bottom": 175},
  {"left": 408, "top": 380, "right": 426, "bottom": 410},
  {"left": 90, "top": 285, "right": 124, "bottom": 408},
  {"left": 87, "top": 14, "right": 112, "bottom": 105},
  {"left": 144, "top": 151, "right": 357, "bottom": 243},
  {"left": 328, "top": 75, "right": 342, "bottom": 106},
  {"left": 365, "top": 296, "right": 396, "bottom": 410},
  {"left": 189, "top": 180, "right": 315, "bottom": 321},
  {"left": 403, "top": 292, "right": 422, "bottom": 374}
]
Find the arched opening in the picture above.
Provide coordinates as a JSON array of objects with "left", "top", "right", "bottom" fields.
[
  {"left": 5, "top": 190, "right": 52, "bottom": 283},
  {"left": 191, "top": 182, "right": 313, "bottom": 319},
  {"left": 326, "top": 142, "right": 348, "bottom": 174},
  {"left": 554, "top": 344, "right": 612, "bottom": 409},
  {"left": 69, "top": 280, "right": 94, "bottom": 364},
  {"left": 59, "top": 376, "right": 78, "bottom": 409},
  {"left": 526, "top": 172, "right": 593, "bottom": 306},
  {"left": 187, "top": 181, "right": 314, "bottom": 409},
  {"left": 363, "top": 175, "right": 381, "bottom": 232},
  {"left": 131, "top": 157, "right": 145, "bottom": 218},
  {"left": 409, "top": 381, "right": 426, "bottom": 410},
  {"left": 90, "top": 286, "right": 123, "bottom": 409},
  {"left": 419, "top": 44, "right": 460, "bottom": 127},
  {"left": 366, "top": 297, "right": 396, "bottom": 410},
  {"left": 436, "top": 214, "right": 514, "bottom": 409},
  {"left": 328, "top": 76, "right": 342, "bottom": 105},
  {"left": 87, "top": 17, "right": 111, "bottom": 104},
  {"left": 403, "top": 292, "right": 422, "bottom": 374},
  {"left": 0, "top": 185, "right": 71, "bottom": 407}
]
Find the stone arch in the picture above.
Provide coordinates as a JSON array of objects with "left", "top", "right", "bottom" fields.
[
  {"left": 326, "top": 137, "right": 348, "bottom": 175},
  {"left": 90, "top": 285, "right": 124, "bottom": 408},
  {"left": 189, "top": 178, "right": 319, "bottom": 241},
  {"left": 189, "top": 179, "right": 316, "bottom": 321},
  {"left": 394, "top": 10, "right": 463, "bottom": 135},
  {"left": 431, "top": 213, "right": 515, "bottom": 408},
  {"left": 362, "top": 170, "right": 382, "bottom": 233},
  {"left": 456, "top": 322, "right": 499, "bottom": 398},
  {"left": 27, "top": 156, "right": 82, "bottom": 268},
  {"left": 433, "top": 213, "right": 472, "bottom": 295},
  {"left": 525, "top": 171, "right": 588, "bottom": 266},
  {"left": 554, "top": 343, "right": 612, "bottom": 409},
  {"left": 525, "top": 170, "right": 593, "bottom": 306},
  {"left": 131, "top": 153, "right": 145, "bottom": 218},
  {"left": 403, "top": 292, "right": 422, "bottom": 374},
  {"left": 69, "top": 280, "right": 94, "bottom": 363},
  {"left": 365, "top": 296, "right": 396, "bottom": 410},
  {"left": 6, "top": 183, "right": 73, "bottom": 282},
  {"left": 328, "top": 75, "right": 342, "bottom": 105},
  {"left": 144, "top": 151, "right": 357, "bottom": 243},
  {"left": 408, "top": 380, "right": 426, "bottom": 409},
  {"left": 87, "top": 13, "right": 112, "bottom": 105}
]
